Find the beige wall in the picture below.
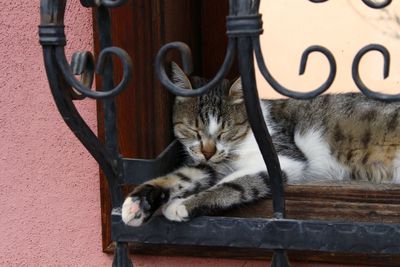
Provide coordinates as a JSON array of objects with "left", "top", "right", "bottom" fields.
[{"left": 256, "top": 0, "right": 400, "bottom": 98}]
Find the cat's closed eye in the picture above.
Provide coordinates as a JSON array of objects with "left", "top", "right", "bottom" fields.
[
  {"left": 175, "top": 125, "right": 198, "bottom": 139},
  {"left": 217, "top": 129, "right": 230, "bottom": 140}
]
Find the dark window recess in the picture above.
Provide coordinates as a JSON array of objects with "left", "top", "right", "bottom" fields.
[{"left": 39, "top": 0, "right": 400, "bottom": 267}]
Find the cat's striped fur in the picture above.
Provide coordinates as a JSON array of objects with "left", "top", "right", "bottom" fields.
[{"left": 121, "top": 63, "right": 400, "bottom": 226}]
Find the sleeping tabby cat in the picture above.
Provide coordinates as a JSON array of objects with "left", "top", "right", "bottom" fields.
[{"left": 121, "top": 62, "right": 400, "bottom": 226}]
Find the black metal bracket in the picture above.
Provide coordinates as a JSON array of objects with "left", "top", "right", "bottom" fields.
[{"left": 39, "top": 1, "right": 400, "bottom": 267}]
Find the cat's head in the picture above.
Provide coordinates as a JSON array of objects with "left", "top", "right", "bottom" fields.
[{"left": 171, "top": 62, "right": 250, "bottom": 165}]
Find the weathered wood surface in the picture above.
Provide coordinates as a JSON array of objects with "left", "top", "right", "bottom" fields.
[{"left": 224, "top": 183, "right": 400, "bottom": 224}]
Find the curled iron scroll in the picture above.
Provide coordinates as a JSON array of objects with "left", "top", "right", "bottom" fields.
[
  {"left": 55, "top": 46, "right": 132, "bottom": 99},
  {"left": 155, "top": 40, "right": 235, "bottom": 97},
  {"left": 308, "top": 0, "right": 329, "bottom": 3},
  {"left": 253, "top": 38, "right": 337, "bottom": 99},
  {"left": 308, "top": 0, "right": 392, "bottom": 8},
  {"left": 352, "top": 44, "right": 400, "bottom": 101},
  {"left": 39, "top": 0, "right": 131, "bottom": 207},
  {"left": 69, "top": 51, "right": 95, "bottom": 100},
  {"left": 362, "top": 0, "right": 392, "bottom": 9}
]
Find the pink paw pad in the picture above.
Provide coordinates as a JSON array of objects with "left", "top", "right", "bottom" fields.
[{"left": 130, "top": 203, "right": 140, "bottom": 214}]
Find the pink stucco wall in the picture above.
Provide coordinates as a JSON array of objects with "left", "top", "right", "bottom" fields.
[
  {"left": 0, "top": 1, "right": 111, "bottom": 266},
  {"left": 0, "top": 1, "right": 368, "bottom": 266}
]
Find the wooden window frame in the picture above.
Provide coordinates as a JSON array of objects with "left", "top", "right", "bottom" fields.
[{"left": 93, "top": 1, "right": 400, "bottom": 265}]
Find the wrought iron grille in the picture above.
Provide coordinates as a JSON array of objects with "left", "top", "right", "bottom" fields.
[{"left": 39, "top": 0, "right": 400, "bottom": 266}]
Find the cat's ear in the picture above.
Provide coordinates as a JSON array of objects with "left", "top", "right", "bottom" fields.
[
  {"left": 228, "top": 77, "right": 243, "bottom": 104},
  {"left": 171, "top": 61, "right": 192, "bottom": 89}
]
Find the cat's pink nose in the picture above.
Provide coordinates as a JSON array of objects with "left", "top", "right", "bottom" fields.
[{"left": 201, "top": 145, "right": 216, "bottom": 160}]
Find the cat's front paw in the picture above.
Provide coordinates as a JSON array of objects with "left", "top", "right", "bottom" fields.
[
  {"left": 162, "top": 198, "right": 189, "bottom": 222},
  {"left": 121, "top": 184, "right": 169, "bottom": 227},
  {"left": 121, "top": 196, "right": 147, "bottom": 226}
]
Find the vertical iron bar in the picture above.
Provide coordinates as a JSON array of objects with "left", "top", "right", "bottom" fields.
[
  {"left": 237, "top": 34, "right": 289, "bottom": 266},
  {"left": 271, "top": 250, "right": 291, "bottom": 267},
  {"left": 235, "top": 1, "right": 289, "bottom": 265},
  {"left": 235, "top": 1, "right": 285, "bottom": 219},
  {"left": 95, "top": 5, "right": 132, "bottom": 267},
  {"left": 95, "top": 6, "right": 124, "bottom": 209},
  {"left": 112, "top": 242, "right": 133, "bottom": 267},
  {"left": 97, "top": 6, "right": 120, "bottom": 160}
]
